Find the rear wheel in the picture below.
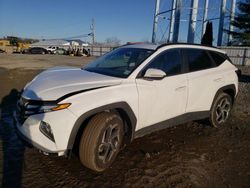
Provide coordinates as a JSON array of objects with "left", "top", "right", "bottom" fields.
[
  {"left": 210, "top": 93, "right": 233, "bottom": 127},
  {"left": 79, "top": 112, "right": 124, "bottom": 172}
]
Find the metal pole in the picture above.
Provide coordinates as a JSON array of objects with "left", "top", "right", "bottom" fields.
[
  {"left": 187, "top": 0, "right": 199, "bottom": 43},
  {"left": 172, "top": 0, "right": 181, "bottom": 42},
  {"left": 217, "top": 0, "right": 226, "bottom": 46},
  {"left": 229, "top": 0, "right": 236, "bottom": 43},
  {"left": 202, "top": 0, "right": 209, "bottom": 36},
  {"left": 152, "top": 0, "right": 161, "bottom": 44},
  {"left": 91, "top": 19, "right": 95, "bottom": 45},
  {"left": 168, "top": 0, "right": 176, "bottom": 42},
  {"left": 90, "top": 19, "right": 95, "bottom": 56}
]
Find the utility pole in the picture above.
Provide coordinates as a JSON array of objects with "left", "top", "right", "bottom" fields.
[
  {"left": 188, "top": 0, "right": 199, "bottom": 43},
  {"left": 152, "top": 0, "right": 161, "bottom": 44},
  {"left": 217, "top": 0, "right": 226, "bottom": 46},
  {"left": 90, "top": 19, "right": 95, "bottom": 56},
  {"left": 90, "top": 19, "right": 95, "bottom": 45}
]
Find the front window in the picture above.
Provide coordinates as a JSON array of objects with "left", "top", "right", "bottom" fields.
[
  {"left": 84, "top": 48, "right": 154, "bottom": 78},
  {"left": 143, "top": 49, "right": 182, "bottom": 76}
]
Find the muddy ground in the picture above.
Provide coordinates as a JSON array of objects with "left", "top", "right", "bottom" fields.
[{"left": 0, "top": 54, "right": 249, "bottom": 188}]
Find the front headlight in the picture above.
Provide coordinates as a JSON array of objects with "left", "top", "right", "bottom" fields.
[
  {"left": 18, "top": 96, "right": 72, "bottom": 117},
  {"left": 38, "top": 103, "right": 71, "bottom": 113}
]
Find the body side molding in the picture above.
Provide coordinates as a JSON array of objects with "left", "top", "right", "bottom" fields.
[{"left": 134, "top": 111, "right": 210, "bottom": 138}]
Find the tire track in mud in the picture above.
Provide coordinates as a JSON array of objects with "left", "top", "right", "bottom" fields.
[{"left": 128, "top": 155, "right": 213, "bottom": 188}]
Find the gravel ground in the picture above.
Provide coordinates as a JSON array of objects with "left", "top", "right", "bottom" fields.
[{"left": 0, "top": 54, "right": 249, "bottom": 187}]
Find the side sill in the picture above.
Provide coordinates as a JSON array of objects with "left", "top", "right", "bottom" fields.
[{"left": 134, "top": 111, "right": 210, "bottom": 139}]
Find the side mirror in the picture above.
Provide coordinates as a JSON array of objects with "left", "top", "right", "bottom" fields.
[{"left": 144, "top": 68, "right": 166, "bottom": 79}]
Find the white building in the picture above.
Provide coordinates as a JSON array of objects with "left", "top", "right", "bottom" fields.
[
  {"left": 31, "top": 39, "right": 89, "bottom": 49},
  {"left": 31, "top": 39, "right": 70, "bottom": 48}
]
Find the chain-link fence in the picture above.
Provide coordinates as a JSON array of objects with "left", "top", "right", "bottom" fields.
[{"left": 220, "top": 47, "right": 250, "bottom": 66}]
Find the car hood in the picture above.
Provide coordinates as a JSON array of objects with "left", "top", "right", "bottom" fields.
[{"left": 22, "top": 66, "right": 123, "bottom": 101}]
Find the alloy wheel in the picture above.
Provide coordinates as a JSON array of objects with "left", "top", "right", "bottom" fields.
[
  {"left": 215, "top": 97, "right": 231, "bottom": 124},
  {"left": 98, "top": 123, "right": 121, "bottom": 164}
]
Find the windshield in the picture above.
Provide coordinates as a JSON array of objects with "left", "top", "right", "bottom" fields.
[{"left": 84, "top": 48, "right": 154, "bottom": 78}]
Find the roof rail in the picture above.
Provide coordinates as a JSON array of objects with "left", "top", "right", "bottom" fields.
[{"left": 156, "top": 42, "right": 219, "bottom": 50}]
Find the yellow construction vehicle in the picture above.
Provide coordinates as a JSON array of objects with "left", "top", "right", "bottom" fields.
[{"left": 15, "top": 42, "right": 30, "bottom": 53}]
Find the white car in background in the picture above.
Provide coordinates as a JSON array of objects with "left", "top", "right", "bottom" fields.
[
  {"left": 46, "top": 46, "right": 57, "bottom": 54},
  {"left": 15, "top": 43, "right": 239, "bottom": 172}
]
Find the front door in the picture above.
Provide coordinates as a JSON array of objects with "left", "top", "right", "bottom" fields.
[{"left": 136, "top": 48, "right": 188, "bottom": 130}]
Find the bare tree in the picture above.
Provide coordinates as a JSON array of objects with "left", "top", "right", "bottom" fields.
[{"left": 105, "top": 37, "right": 121, "bottom": 46}]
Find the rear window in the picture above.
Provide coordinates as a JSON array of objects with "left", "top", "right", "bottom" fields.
[
  {"left": 208, "top": 51, "right": 227, "bottom": 66},
  {"left": 184, "top": 49, "right": 215, "bottom": 72}
]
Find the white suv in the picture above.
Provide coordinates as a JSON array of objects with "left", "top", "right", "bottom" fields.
[
  {"left": 46, "top": 46, "right": 57, "bottom": 54},
  {"left": 15, "top": 43, "right": 239, "bottom": 172}
]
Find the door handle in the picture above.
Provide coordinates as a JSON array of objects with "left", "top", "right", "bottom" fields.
[
  {"left": 175, "top": 86, "right": 186, "bottom": 91},
  {"left": 214, "top": 78, "right": 222, "bottom": 82}
]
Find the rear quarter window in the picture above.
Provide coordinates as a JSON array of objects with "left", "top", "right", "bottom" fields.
[
  {"left": 208, "top": 51, "right": 228, "bottom": 66},
  {"left": 184, "top": 48, "right": 215, "bottom": 72}
]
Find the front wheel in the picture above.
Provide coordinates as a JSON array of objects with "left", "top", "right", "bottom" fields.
[
  {"left": 210, "top": 93, "right": 233, "bottom": 127},
  {"left": 79, "top": 112, "right": 124, "bottom": 172}
]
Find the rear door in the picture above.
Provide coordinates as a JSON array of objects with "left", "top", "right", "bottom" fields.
[
  {"left": 183, "top": 48, "right": 225, "bottom": 113},
  {"left": 136, "top": 48, "right": 188, "bottom": 130}
]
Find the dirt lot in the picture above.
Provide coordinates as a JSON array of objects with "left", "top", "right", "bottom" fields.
[{"left": 0, "top": 54, "right": 250, "bottom": 188}]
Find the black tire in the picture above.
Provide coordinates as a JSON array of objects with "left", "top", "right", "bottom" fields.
[
  {"left": 210, "top": 92, "right": 233, "bottom": 127},
  {"left": 79, "top": 112, "right": 124, "bottom": 172}
]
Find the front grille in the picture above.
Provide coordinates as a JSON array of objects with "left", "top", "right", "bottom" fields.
[{"left": 16, "top": 97, "right": 41, "bottom": 124}]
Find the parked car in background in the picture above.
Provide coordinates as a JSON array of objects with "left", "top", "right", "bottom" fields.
[
  {"left": 27, "top": 47, "right": 48, "bottom": 54},
  {"left": 53, "top": 47, "right": 67, "bottom": 55},
  {"left": 46, "top": 46, "right": 57, "bottom": 54}
]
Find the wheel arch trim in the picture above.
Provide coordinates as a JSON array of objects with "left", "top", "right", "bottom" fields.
[
  {"left": 210, "top": 84, "right": 236, "bottom": 110},
  {"left": 67, "top": 102, "right": 137, "bottom": 150}
]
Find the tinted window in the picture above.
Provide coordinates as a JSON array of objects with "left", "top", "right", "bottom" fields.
[
  {"left": 145, "top": 49, "right": 182, "bottom": 76},
  {"left": 185, "top": 49, "right": 214, "bottom": 72},
  {"left": 209, "top": 51, "right": 227, "bottom": 66}
]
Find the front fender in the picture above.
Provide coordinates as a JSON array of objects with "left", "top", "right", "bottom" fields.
[{"left": 67, "top": 102, "right": 137, "bottom": 150}]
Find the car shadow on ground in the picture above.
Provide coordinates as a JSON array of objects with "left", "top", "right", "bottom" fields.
[{"left": 0, "top": 89, "right": 25, "bottom": 188}]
